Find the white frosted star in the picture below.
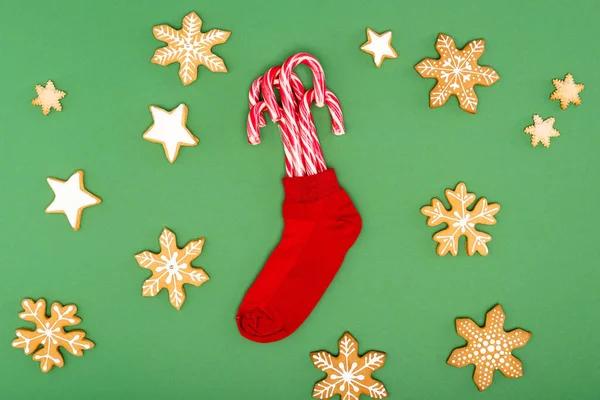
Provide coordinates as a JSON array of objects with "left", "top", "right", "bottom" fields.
[
  {"left": 360, "top": 28, "right": 398, "bottom": 68},
  {"left": 143, "top": 104, "right": 198, "bottom": 163},
  {"left": 45, "top": 170, "right": 102, "bottom": 231}
]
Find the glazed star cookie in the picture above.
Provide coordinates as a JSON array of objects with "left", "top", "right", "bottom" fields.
[
  {"left": 421, "top": 182, "right": 500, "bottom": 256},
  {"left": 12, "top": 298, "right": 94, "bottom": 372},
  {"left": 360, "top": 28, "right": 398, "bottom": 67},
  {"left": 447, "top": 304, "right": 531, "bottom": 391},
  {"left": 143, "top": 104, "right": 198, "bottom": 163},
  {"left": 524, "top": 115, "right": 560, "bottom": 148},
  {"left": 311, "top": 332, "right": 388, "bottom": 399},
  {"left": 134, "top": 228, "right": 209, "bottom": 310},
  {"left": 152, "top": 11, "right": 230, "bottom": 85},
  {"left": 415, "top": 33, "right": 499, "bottom": 113},
  {"left": 550, "top": 73, "right": 584, "bottom": 109},
  {"left": 32, "top": 80, "right": 66, "bottom": 115},
  {"left": 45, "top": 170, "right": 102, "bottom": 231}
]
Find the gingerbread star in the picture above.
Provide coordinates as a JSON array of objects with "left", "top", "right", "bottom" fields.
[
  {"left": 415, "top": 33, "right": 499, "bottom": 113},
  {"left": 524, "top": 115, "right": 560, "bottom": 148},
  {"left": 45, "top": 170, "right": 102, "bottom": 231},
  {"left": 550, "top": 73, "right": 584, "bottom": 110},
  {"left": 143, "top": 104, "right": 198, "bottom": 163},
  {"left": 151, "top": 12, "right": 230, "bottom": 86},
  {"left": 32, "top": 80, "right": 66, "bottom": 115},
  {"left": 360, "top": 28, "right": 398, "bottom": 68},
  {"left": 447, "top": 305, "right": 531, "bottom": 391}
]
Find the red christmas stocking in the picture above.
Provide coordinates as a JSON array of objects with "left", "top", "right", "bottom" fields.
[{"left": 237, "top": 53, "right": 362, "bottom": 343}]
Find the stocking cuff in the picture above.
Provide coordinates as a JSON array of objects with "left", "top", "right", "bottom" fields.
[{"left": 282, "top": 169, "right": 341, "bottom": 202}]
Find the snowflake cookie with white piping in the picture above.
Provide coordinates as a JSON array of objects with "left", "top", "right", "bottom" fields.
[
  {"left": 415, "top": 33, "right": 499, "bottom": 113},
  {"left": 421, "top": 182, "right": 500, "bottom": 256},
  {"left": 134, "top": 228, "right": 209, "bottom": 310},
  {"left": 524, "top": 115, "right": 560, "bottom": 148},
  {"left": 12, "top": 298, "right": 94, "bottom": 373},
  {"left": 311, "top": 332, "right": 388, "bottom": 400},
  {"left": 447, "top": 304, "right": 531, "bottom": 391},
  {"left": 550, "top": 73, "right": 584, "bottom": 110},
  {"left": 151, "top": 11, "right": 230, "bottom": 86}
]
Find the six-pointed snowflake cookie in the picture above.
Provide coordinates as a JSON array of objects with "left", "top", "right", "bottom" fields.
[
  {"left": 447, "top": 304, "right": 531, "bottom": 391},
  {"left": 415, "top": 33, "right": 499, "bottom": 113},
  {"left": 12, "top": 298, "right": 94, "bottom": 373},
  {"left": 32, "top": 80, "right": 66, "bottom": 115},
  {"left": 421, "top": 182, "right": 500, "bottom": 256},
  {"left": 550, "top": 73, "right": 584, "bottom": 110},
  {"left": 360, "top": 28, "right": 398, "bottom": 68},
  {"left": 524, "top": 115, "right": 560, "bottom": 148},
  {"left": 311, "top": 332, "right": 388, "bottom": 400},
  {"left": 45, "top": 170, "right": 102, "bottom": 231},
  {"left": 151, "top": 11, "right": 230, "bottom": 86},
  {"left": 135, "top": 228, "right": 209, "bottom": 310},
  {"left": 143, "top": 104, "right": 199, "bottom": 163}
]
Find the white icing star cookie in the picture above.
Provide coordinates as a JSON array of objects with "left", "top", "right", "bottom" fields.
[
  {"left": 360, "top": 28, "right": 398, "bottom": 68},
  {"left": 143, "top": 104, "right": 198, "bottom": 163},
  {"left": 45, "top": 170, "right": 102, "bottom": 231},
  {"left": 524, "top": 115, "right": 560, "bottom": 148}
]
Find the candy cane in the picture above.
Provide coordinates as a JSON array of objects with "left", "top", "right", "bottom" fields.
[{"left": 249, "top": 76, "right": 266, "bottom": 127}]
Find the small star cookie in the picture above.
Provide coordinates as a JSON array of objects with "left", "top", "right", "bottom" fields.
[
  {"left": 447, "top": 304, "right": 531, "bottom": 391},
  {"left": 524, "top": 115, "right": 560, "bottom": 148},
  {"left": 45, "top": 170, "right": 102, "bottom": 231},
  {"left": 143, "top": 104, "right": 198, "bottom": 163},
  {"left": 550, "top": 73, "right": 584, "bottom": 110},
  {"left": 32, "top": 80, "right": 66, "bottom": 115},
  {"left": 360, "top": 28, "right": 398, "bottom": 68},
  {"left": 152, "top": 12, "right": 230, "bottom": 86}
]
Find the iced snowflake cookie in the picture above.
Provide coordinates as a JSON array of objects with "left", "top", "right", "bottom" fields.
[
  {"left": 12, "top": 298, "right": 94, "bottom": 372},
  {"left": 415, "top": 33, "right": 499, "bottom": 113},
  {"left": 447, "top": 304, "right": 531, "bottom": 391},
  {"left": 360, "top": 28, "right": 398, "bottom": 68},
  {"left": 143, "top": 104, "right": 198, "bottom": 163},
  {"left": 550, "top": 73, "right": 584, "bottom": 110},
  {"left": 311, "top": 332, "right": 388, "bottom": 400},
  {"left": 135, "top": 228, "right": 209, "bottom": 310},
  {"left": 524, "top": 115, "right": 560, "bottom": 148},
  {"left": 32, "top": 80, "right": 66, "bottom": 115},
  {"left": 421, "top": 182, "right": 500, "bottom": 256},
  {"left": 45, "top": 170, "right": 102, "bottom": 231},
  {"left": 151, "top": 11, "right": 230, "bottom": 86}
]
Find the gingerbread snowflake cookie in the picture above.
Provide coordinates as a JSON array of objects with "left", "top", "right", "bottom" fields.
[
  {"left": 550, "top": 73, "right": 584, "bottom": 109},
  {"left": 524, "top": 115, "right": 560, "bottom": 148},
  {"left": 421, "top": 182, "right": 500, "bottom": 256},
  {"left": 135, "top": 228, "right": 209, "bottom": 310},
  {"left": 152, "top": 12, "right": 230, "bottom": 85},
  {"left": 311, "top": 332, "right": 388, "bottom": 399},
  {"left": 447, "top": 304, "right": 531, "bottom": 391},
  {"left": 32, "top": 80, "right": 66, "bottom": 115},
  {"left": 12, "top": 298, "right": 94, "bottom": 372},
  {"left": 415, "top": 33, "right": 499, "bottom": 113}
]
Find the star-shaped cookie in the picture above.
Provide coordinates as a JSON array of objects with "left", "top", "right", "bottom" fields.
[
  {"left": 151, "top": 11, "right": 230, "bottom": 85},
  {"left": 143, "top": 104, "right": 198, "bottom": 163},
  {"left": 360, "top": 28, "right": 398, "bottom": 68},
  {"left": 524, "top": 115, "right": 560, "bottom": 148},
  {"left": 45, "top": 170, "right": 102, "bottom": 231},
  {"left": 550, "top": 73, "right": 584, "bottom": 110},
  {"left": 32, "top": 80, "right": 66, "bottom": 115}
]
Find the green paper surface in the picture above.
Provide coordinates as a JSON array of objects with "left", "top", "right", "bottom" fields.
[{"left": 1, "top": 0, "right": 599, "bottom": 398}]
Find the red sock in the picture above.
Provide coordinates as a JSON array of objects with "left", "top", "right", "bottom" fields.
[{"left": 236, "top": 169, "right": 362, "bottom": 343}]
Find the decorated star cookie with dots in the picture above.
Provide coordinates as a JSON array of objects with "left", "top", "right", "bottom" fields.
[
  {"left": 151, "top": 12, "right": 230, "bottom": 86},
  {"left": 415, "top": 33, "right": 499, "bottom": 113},
  {"left": 421, "top": 182, "right": 500, "bottom": 256},
  {"left": 311, "top": 332, "right": 388, "bottom": 399},
  {"left": 135, "top": 228, "right": 209, "bottom": 310},
  {"left": 447, "top": 305, "right": 531, "bottom": 391},
  {"left": 12, "top": 298, "right": 94, "bottom": 373}
]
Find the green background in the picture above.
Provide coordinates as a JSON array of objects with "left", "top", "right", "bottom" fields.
[{"left": 0, "top": 0, "right": 598, "bottom": 398}]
